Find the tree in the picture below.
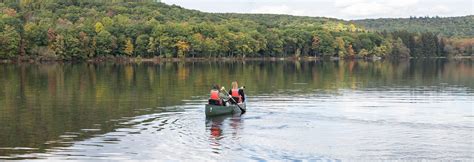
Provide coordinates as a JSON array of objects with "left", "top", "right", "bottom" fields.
[
  {"left": 349, "top": 24, "right": 357, "bottom": 32},
  {"left": 95, "top": 22, "right": 104, "bottom": 33},
  {"left": 390, "top": 38, "right": 410, "bottom": 58},
  {"left": 2, "top": 8, "right": 17, "bottom": 17},
  {"left": 101, "top": 17, "right": 113, "bottom": 30},
  {"left": 215, "top": 33, "right": 232, "bottom": 57},
  {"left": 347, "top": 44, "right": 355, "bottom": 58},
  {"left": 78, "top": 32, "right": 92, "bottom": 58},
  {"left": 335, "top": 37, "right": 346, "bottom": 57},
  {"left": 146, "top": 37, "right": 157, "bottom": 56},
  {"left": 23, "top": 22, "right": 49, "bottom": 52},
  {"left": 311, "top": 35, "right": 321, "bottom": 56},
  {"left": 0, "top": 0, "right": 463, "bottom": 60},
  {"left": 135, "top": 34, "right": 149, "bottom": 57},
  {"left": 157, "top": 35, "right": 173, "bottom": 58},
  {"left": 62, "top": 33, "right": 83, "bottom": 59},
  {"left": 124, "top": 38, "right": 134, "bottom": 56},
  {"left": 336, "top": 23, "right": 345, "bottom": 32},
  {"left": 52, "top": 34, "right": 65, "bottom": 57},
  {"left": 264, "top": 30, "right": 283, "bottom": 57},
  {"left": 234, "top": 32, "right": 254, "bottom": 58},
  {"left": 189, "top": 33, "right": 205, "bottom": 57},
  {"left": 420, "top": 32, "right": 438, "bottom": 57},
  {"left": 0, "top": 25, "right": 20, "bottom": 58},
  {"left": 355, "top": 16, "right": 474, "bottom": 37},
  {"left": 94, "top": 31, "right": 114, "bottom": 56},
  {"left": 203, "top": 38, "right": 219, "bottom": 58},
  {"left": 357, "top": 49, "right": 369, "bottom": 58},
  {"left": 175, "top": 40, "right": 190, "bottom": 58},
  {"left": 371, "top": 44, "right": 391, "bottom": 57},
  {"left": 438, "top": 38, "right": 446, "bottom": 57},
  {"left": 314, "top": 31, "right": 336, "bottom": 57}
]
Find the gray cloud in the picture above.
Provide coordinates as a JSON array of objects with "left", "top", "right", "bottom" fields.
[{"left": 161, "top": 0, "right": 473, "bottom": 20}]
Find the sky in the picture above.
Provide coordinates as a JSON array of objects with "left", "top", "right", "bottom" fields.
[{"left": 161, "top": 0, "right": 474, "bottom": 20}]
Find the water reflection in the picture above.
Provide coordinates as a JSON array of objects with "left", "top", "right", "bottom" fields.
[
  {"left": 208, "top": 116, "right": 226, "bottom": 140},
  {"left": 0, "top": 59, "right": 473, "bottom": 159},
  {"left": 206, "top": 114, "right": 244, "bottom": 153}
]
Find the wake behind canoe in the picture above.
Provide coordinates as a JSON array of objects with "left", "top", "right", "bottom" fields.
[{"left": 205, "top": 103, "right": 246, "bottom": 117}]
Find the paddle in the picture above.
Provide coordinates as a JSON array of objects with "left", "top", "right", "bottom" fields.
[{"left": 221, "top": 87, "right": 246, "bottom": 113}]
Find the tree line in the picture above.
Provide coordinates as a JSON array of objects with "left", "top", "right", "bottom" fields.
[
  {"left": 0, "top": 1, "right": 472, "bottom": 60},
  {"left": 385, "top": 31, "right": 473, "bottom": 58},
  {"left": 355, "top": 16, "right": 474, "bottom": 38}
]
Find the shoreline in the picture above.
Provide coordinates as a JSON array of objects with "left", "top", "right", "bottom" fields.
[
  {"left": 0, "top": 55, "right": 472, "bottom": 64},
  {"left": 0, "top": 56, "right": 314, "bottom": 64}
]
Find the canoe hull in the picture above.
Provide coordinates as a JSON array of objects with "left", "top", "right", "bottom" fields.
[{"left": 205, "top": 103, "right": 246, "bottom": 117}]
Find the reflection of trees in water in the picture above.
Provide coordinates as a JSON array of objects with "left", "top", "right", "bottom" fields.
[{"left": 0, "top": 60, "right": 472, "bottom": 157}]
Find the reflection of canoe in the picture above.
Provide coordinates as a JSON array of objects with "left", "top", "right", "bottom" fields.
[
  {"left": 206, "top": 113, "right": 243, "bottom": 139},
  {"left": 205, "top": 103, "right": 246, "bottom": 117}
]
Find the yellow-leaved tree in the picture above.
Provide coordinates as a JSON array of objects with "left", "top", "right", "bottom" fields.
[
  {"left": 19, "top": 0, "right": 33, "bottom": 8},
  {"left": 124, "top": 38, "right": 134, "bottom": 56},
  {"left": 336, "top": 23, "right": 345, "bottom": 32},
  {"left": 95, "top": 22, "right": 104, "bottom": 33},
  {"left": 349, "top": 24, "right": 357, "bottom": 32},
  {"left": 176, "top": 40, "right": 190, "bottom": 58},
  {"left": 336, "top": 37, "right": 346, "bottom": 57}
]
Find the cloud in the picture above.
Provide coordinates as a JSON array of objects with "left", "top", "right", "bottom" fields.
[
  {"left": 334, "top": 0, "right": 368, "bottom": 8},
  {"left": 340, "top": 2, "right": 392, "bottom": 16},
  {"left": 162, "top": 0, "right": 472, "bottom": 20},
  {"left": 385, "top": 0, "right": 420, "bottom": 7},
  {"left": 431, "top": 5, "right": 451, "bottom": 13},
  {"left": 334, "top": 0, "right": 421, "bottom": 18},
  {"left": 250, "top": 5, "right": 307, "bottom": 16}
]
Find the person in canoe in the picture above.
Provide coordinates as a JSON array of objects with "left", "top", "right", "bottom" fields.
[
  {"left": 228, "top": 81, "right": 245, "bottom": 104},
  {"left": 209, "top": 84, "right": 229, "bottom": 106}
]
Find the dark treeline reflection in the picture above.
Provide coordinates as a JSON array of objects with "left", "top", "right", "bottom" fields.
[{"left": 0, "top": 59, "right": 473, "bottom": 157}]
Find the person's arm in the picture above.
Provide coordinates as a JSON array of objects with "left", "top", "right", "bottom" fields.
[
  {"left": 239, "top": 89, "right": 245, "bottom": 101},
  {"left": 219, "top": 92, "right": 228, "bottom": 100}
]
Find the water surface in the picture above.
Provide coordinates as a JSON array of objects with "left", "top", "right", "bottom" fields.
[{"left": 0, "top": 60, "right": 473, "bottom": 160}]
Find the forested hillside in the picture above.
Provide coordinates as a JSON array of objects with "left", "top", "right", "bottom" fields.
[
  {"left": 355, "top": 16, "right": 474, "bottom": 37},
  {"left": 355, "top": 16, "right": 473, "bottom": 57},
  {"left": 0, "top": 1, "right": 472, "bottom": 60}
]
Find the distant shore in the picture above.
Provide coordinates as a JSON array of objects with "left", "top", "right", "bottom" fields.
[{"left": 0, "top": 55, "right": 473, "bottom": 64}]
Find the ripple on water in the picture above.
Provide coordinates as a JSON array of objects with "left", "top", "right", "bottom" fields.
[{"left": 14, "top": 89, "right": 474, "bottom": 160}]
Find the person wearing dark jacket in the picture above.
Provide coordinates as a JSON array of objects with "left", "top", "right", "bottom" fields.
[
  {"left": 209, "top": 85, "right": 224, "bottom": 106},
  {"left": 228, "top": 81, "right": 245, "bottom": 104}
]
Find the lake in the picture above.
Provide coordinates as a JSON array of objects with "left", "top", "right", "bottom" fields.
[{"left": 0, "top": 59, "right": 473, "bottom": 160}]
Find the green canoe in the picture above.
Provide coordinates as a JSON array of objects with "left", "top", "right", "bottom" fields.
[{"left": 205, "top": 103, "right": 246, "bottom": 117}]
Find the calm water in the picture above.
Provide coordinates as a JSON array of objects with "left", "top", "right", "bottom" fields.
[{"left": 0, "top": 60, "right": 473, "bottom": 160}]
